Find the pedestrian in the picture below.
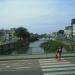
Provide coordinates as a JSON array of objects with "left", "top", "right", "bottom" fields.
[{"left": 56, "top": 46, "right": 62, "bottom": 61}]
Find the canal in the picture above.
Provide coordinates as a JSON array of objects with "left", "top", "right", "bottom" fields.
[{"left": 27, "top": 39, "right": 47, "bottom": 54}]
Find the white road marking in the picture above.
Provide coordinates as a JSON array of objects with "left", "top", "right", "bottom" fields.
[
  {"left": 0, "top": 60, "right": 28, "bottom": 63},
  {"left": 0, "top": 66, "right": 31, "bottom": 71},
  {"left": 39, "top": 58, "right": 75, "bottom": 75},
  {"left": 0, "top": 64, "right": 7, "bottom": 65},
  {"left": 42, "top": 67, "right": 75, "bottom": 71},
  {"left": 40, "top": 62, "right": 70, "bottom": 65},
  {"left": 39, "top": 58, "right": 64, "bottom": 61},
  {"left": 44, "top": 71, "right": 75, "bottom": 75},
  {"left": 39, "top": 60, "right": 67, "bottom": 63},
  {"left": 6, "top": 66, "right": 11, "bottom": 68},
  {"left": 41, "top": 64, "right": 75, "bottom": 68},
  {"left": 15, "top": 67, "right": 31, "bottom": 69},
  {"left": 28, "top": 63, "right": 32, "bottom": 64}
]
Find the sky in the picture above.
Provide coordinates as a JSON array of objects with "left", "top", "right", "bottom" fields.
[{"left": 0, "top": 0, "right": 75, "bottom": 34}]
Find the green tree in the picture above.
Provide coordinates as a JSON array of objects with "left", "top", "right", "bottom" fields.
[
  {"left": 57, "top": 30, "right": 64, "bottom": 40},
  {"left": 15, "top": 27, "right": 30, "bottom": 40},
  {"left": 57, "top": 30, "right": 64, "bottom": 35},
  {"left": 29, "top": 33, "right": 39, "bottom": 42}
]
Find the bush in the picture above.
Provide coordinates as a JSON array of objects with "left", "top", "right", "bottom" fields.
[{"left": 40, "top": 40, "right": 63, "bottom": 53}]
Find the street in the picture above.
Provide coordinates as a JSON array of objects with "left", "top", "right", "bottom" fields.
[
  {"left": 0, "top": 57, "right": 75, "bottom": 75},
  {"left": 0, "top": 59, "right": 42, "bottom": 75}
]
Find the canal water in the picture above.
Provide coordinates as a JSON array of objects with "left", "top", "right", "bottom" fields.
[{"left": 27, "top": 39, "right": 47, "bottom": 54}]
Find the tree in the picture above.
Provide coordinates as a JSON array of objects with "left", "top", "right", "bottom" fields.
[
  {"left": 57, "top": 30, "right": 65, "bottom": 40},
  {"left": 15, "top": 27, "right": 30, "bottom": 40},
  {"left": 29, "top": 33, "right": 39, "bottom": 42},
  {"left": 57, "top": 30, "right": 64, "bottom": 35},
  {"left": 40, "top": 34, "right": 47, "bottom": 38}
]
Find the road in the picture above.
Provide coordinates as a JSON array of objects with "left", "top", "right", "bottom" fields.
[
  {"left": 0, "top": 57, "right": 75, "bottom": 75},
  {"left": 65, "top": 57, "right": 75, "bottom": 64},
  {"left": 0, "top": 59, "right": 42, "bottom": 75}
]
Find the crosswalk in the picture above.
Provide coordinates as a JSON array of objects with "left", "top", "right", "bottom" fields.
[{"left": 38, "top": 58, "right": 75, "bottom": 75}]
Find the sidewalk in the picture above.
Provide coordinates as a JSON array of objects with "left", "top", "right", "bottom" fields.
[{"left": 0, "top": 53, "right": 75, "bottom": 61}]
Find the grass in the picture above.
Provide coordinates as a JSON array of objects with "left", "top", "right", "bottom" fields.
[
  {"left": 56, "top": 39, "right": 75, "bottom": 52},
  {"left": 40, "top": 40, "right": 63, "bottom": 53},
  {"left": 40, "top": 39, "right": 75, "bottom": 53}
]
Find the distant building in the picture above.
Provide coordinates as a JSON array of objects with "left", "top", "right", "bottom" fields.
[
  {"left": 50, "top": 32, "right": 57, "bottom": 40},
  {"left": 71, "top": 19, "right": 75, "bottom": 41},
  {"left": 10, "top": 28, "right": 17, "bottom": 40},
  {"left": 64, "top": 26, "right": 72, "bottom": 39},
  {"left": 0, "top": 28, "right": 17, "bottom": 42},
  {"left": 4, "top": 30, "right": 10, "bottom": 41},
  {"left": 0, "top": 30, "right": 5, "bottom": 37},
  {"left": 51, "top": 32, "right": 57, "bottom": 37}
]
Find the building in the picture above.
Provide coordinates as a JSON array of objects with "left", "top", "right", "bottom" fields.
[
  {"left": 64, "top": 26, "right": 72, "bottom": 39},
  {"left": 50, "top": 32, "right": 57, "bottom": 40},
  {"left": 64, "top": 19, "right": 75, "bottom": 41},
  {"left": 71, "top": 19, "right": 75, "bottom": 41},
  {"left": 0, "top": 28, "right": 17, "bottom": 42}
]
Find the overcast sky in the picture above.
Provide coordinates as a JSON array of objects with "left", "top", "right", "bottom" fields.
[{"left": 0, "top": 0, "right": 75, "bottom": 34}]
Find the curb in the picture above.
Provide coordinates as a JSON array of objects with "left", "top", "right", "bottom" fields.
[{"left": 0, "top": 55, "right": 75, "bottom": 61}]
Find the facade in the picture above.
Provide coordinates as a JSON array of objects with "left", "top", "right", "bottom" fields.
[
  {"left": 51, "top": 32, "right": 57, "bottom": 37},
  {"left": 10, "top": 28, "right": 17, "bottom": 40},
  {"left": 64, "top": 26, "right": 72, "bottom": 39},
  {"left": 64, "top": 19, "right": 75, "bottom": 41},
  {"left": 72, "top": 24, "right": 75, "bottom": 37},
  {"left": 71, "top": 19, "right": 75, "bottom": 41},
  {"left": 50, "top": 32, "right": 57, "bottom": 40},
  {"left": 0, "top": 28, "right": 17, "bottom": 42}
]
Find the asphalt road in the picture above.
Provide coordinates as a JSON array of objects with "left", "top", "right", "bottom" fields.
[
  {"left": 65, "top": 57, "right": 75, "bottom": 64},
  {"left": 0, "top": 59, "right": 43, "bottom": 75},
  {"left": 0, "top": 57, "right": 75, "bottom": 75},
  {"left": 0, "top": 69, "right": 42, "bottom": 75}
]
